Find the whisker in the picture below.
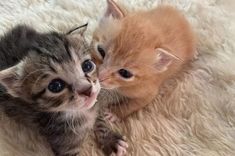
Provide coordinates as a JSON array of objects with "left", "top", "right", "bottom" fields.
[{"left": 33, "top": 62, "right": 49, "bottom": 68}]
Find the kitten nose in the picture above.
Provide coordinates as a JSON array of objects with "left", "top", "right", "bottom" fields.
[{"left": 77, "top": 85, "right": 92, "bottom": 97}]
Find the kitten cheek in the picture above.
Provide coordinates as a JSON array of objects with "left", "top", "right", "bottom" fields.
[
  {"left": 73, "top": 95, "right": 86, "bottom": 105},
  {"left": 52, "top": 97, "right": 85, "bottom": 112},
  {"left": 100, "top": 81, "right": 118, "bottom": 90}
]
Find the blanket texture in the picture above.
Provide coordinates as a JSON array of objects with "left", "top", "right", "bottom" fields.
[{"left": 0, "top": 0, "right": 235, "bottom": 155}]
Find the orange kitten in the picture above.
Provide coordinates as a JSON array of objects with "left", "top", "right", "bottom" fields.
[{"left": 92, "top": 0, "right": 196, "bottom": 120}]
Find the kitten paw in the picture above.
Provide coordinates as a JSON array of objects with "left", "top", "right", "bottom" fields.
[
  {"left": 102, "top": 132, "right": 128, "bottom": 156},
  {"left": 111, "top": 140, "right": 128, "bottom": 156},
  {"left": 104, "top": 111, "right": 120, "bottom": 122}
]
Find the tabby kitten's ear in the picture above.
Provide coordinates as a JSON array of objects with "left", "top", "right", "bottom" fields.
[
  {"left": 155, "top": 48, "right": 180, "bottom": 72},
  {"left": 104, "top": 0, "right": 125, "bottom": 19},
  {"left": 66, "top": 23, "right": 88, "bottom": 37},
  {"left": 0, "top": 62, "right": 23, "bottom": 97}
]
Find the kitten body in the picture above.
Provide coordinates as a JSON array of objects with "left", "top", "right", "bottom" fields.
[
  {"left": 92, "top": 0, "right": 196, "bottom": 119},
  {"left": 0, "top": 25, "right": 100, "bottom": 156}
]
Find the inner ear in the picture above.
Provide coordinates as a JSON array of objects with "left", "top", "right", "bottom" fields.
[
  {"left": 66, "top": 23, "right": 88, "bottom": 36},
  {"left": 155, "top": 48, "right": 180, "bottom": 72},
  {"left": 0, "top": 62, "right": 23, "bottom": 97},
  {"left": 105, "top": 0, "right": 125, "bottom": 19}
]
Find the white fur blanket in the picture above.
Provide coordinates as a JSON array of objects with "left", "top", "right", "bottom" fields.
[{"left": 0, "top": 0, "right": 235, "bottom": 155}]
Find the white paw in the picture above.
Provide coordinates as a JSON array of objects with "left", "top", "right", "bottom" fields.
[
  {"left": 111, "top": 140, "right": 128, "bottom": 156},
  {"left": 104, "top": 110, "right": 120, "bottom": 122}
]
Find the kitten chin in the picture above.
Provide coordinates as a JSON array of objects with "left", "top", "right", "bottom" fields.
[{"left": 92, "top": 0, "right": 196, "bottom": 120}]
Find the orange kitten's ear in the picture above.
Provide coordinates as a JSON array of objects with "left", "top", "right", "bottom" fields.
[
  {"left": 155, "top": 48, "right": 180, "bottom": 72},
  {"left": 0, "top": 62, "right": 23, "bottom": 97},
  {"left": 104, "top": 0, "right": 125, "bottom": 19}
]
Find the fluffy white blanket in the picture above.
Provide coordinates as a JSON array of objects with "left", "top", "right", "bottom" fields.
[{"left": 0, "top": 0, "right": 235, "bottom": 155}]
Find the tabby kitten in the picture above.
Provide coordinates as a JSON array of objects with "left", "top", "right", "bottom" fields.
[
  {"left": 92, "top": 0, "right": 196, "bottom": 121},
  {"left": 0, "top": 24, "right": 101, "bottom": 156}
]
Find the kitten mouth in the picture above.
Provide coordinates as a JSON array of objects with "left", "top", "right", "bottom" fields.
[
  {"left": 83, "top": 82, "right": 100, "bottom": 109},
  {"left": 83, "top": 91, "right": 99, "bottom": 109}
]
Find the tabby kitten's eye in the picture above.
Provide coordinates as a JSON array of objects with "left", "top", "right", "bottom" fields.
[
  {"left": 97, "top": 45, "right": 105, "bottom": 58},
  {"left": 82, "top": 60, "right": 95, "bottom": 73},
  {"left": 48, "top": 79, "right": 66, "bottom": 93},
  {"left": 118, "top": 69, "right": 133, "bottom": 79}
]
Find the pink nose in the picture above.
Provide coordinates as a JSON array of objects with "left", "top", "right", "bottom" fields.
[{"left": 77, "top": 85, "right": 92, "bottom": 97}]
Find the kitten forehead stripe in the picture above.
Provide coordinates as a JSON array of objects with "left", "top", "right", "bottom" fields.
[
  {"left": 32, "top": 89, "right": 46, "bottom": 100},
  {"left": 41, "top": 74, "right": 49, "bottom": 80},
  {"left": 64, "top": 40, "right": 72, "bottom": 60},
  {"left": 48, "top": 63, "right": 57, "bottom": 73}
]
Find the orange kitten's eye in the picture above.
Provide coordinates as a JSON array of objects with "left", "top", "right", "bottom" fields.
[
  {"left": 118, "top": 69, "right": 133, "bottom": 79},
  {"left": 97, "top": 45, "right": 105, "bottom": 58}
]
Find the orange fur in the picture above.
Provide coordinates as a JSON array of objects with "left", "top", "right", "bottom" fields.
[{"left": 92, "top": 0, "right": 196, "bottom": 119}]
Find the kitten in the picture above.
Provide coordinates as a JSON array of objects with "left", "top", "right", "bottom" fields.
[
  {"left": 0, "top": 24, "right": 125, "bottom": 156},
  {"left": 92, "top": 0, "right": 196, "bottom": 120}
]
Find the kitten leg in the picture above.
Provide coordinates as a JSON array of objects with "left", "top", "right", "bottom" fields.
[
  {"left": 104, "top": 109, "right": 120, "bottom": 122},
  {"left": 94, "top": 114, "right": 128, "bottom": 156}
]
